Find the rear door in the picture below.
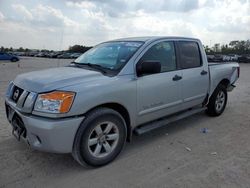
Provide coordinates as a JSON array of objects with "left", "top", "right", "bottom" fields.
[
  {"left": 136, "top": 41, "right": 182, "bottom": 125},
  {"left": 176, "top": 41, "right": 209, "bottom": 109}
]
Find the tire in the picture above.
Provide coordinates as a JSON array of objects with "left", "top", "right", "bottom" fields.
[
  {"left": 206, "top": 84, "right": 227, "bottom": 116},
  {"left": 11, "top": 58, "right": 18, "bottom": 62},
  {"left": 72, "top": 108, "right": 127, "bottom": 167}
]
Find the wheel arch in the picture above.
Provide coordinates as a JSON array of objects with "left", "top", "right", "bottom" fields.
[
  {"left": 206, "top": 79, "right": 228, "bottom": 116},
  {"left": 218, "top": 79, "right": 230, "bottom": 88},
  {"left": 205, "top": 78, "right": 230, "bottom": 106},
  {"left": 211, "top": 78, "right": 230, "bottom": 95},
  {"left": 85, "top": 102, "right": 132, "bottom": 142}
]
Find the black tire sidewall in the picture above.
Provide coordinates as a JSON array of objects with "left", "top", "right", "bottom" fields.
[
  {"left": 11, "top": 58, "right": 18, "bottom": 62},
  {"left": 208, "top": 85, "right": 227, "bottom": 116},
  {"left": 73, "top": 108, "right": 127, "bottom": 167},
  {"left": 216, "top": 88, "right": 227, "bottom": 114}
]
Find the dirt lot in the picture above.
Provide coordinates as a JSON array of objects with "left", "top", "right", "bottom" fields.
[{"left": 0, "top": 57, "right": 250, "bottom": 188}]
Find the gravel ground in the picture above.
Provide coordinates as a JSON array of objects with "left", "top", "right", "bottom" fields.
[{"left": 0, "top": 57, "right": 250, "bottom": 188}]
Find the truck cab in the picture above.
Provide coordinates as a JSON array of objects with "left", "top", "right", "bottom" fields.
[{"left": 134, "top": 39, "right": 209, "bottom": 125}]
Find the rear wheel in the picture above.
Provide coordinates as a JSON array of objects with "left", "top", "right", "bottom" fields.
[
  {"left": 206, "top": 84, "right": 227, "bottom": 116},
  {"left": 72, "top": 108, "right": 127, "bottom": 167}
]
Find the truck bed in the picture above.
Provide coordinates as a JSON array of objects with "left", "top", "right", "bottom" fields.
[
  {"left": 208, "top": 62, "right": 239, "bottom": 96},
  {"left": 208, "top": 61, "right": 238, "bottom": 66}
]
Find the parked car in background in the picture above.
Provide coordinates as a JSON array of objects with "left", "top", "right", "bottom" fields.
[
  {"left": 223, "top": 55, "right": 231, "bottom": 62},
  {"left": 207, "top": 55, "right": 215, "bottom": 62},
  {"left": 213, "top": 54, "right": 223, "bottom": 62},
  {"left": 238, "top": 54, "right": 250, "bottom": 63},
  {"left": 35, "top": 52, "right": 47, "bottom": 57},
  {"left": 48, "top": 52, "right": 63, "bottom": 58},
  {"left": 12, "top": 52, "right": 25, "bottom": 56},
  {"left": 0, "top": 52, "right": 19, "bottom": 62},
  {"left": 26, "top": 51, "right": 39, "bottom": 57},
  {"left": 57, "top": 52, "right": 73, "bottom": 59},
  {"left": 207, "top": 54, "right": 223, "bottom": 62},
  {"left": 70, "top": 53, "right": 82, "bottom": 59},
  {"left": 208, "top": 54, "right": 240, "bottom": 63},
  {"left": 228, "top": 54, "right": 239, "bottom": 61}
]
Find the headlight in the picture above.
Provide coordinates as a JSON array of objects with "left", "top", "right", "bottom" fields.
[{"left": 34, "top": 91, "right": 75, "bottom": 113}]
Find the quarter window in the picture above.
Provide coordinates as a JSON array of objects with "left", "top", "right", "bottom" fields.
[
  {"left": 140, "top": 41, "right": 177, "bottom": 73},
  {"left": 178, "top": 41, "right": 201, "bottom": 69}
]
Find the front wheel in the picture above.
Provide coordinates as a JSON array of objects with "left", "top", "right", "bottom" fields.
[
  {"left": 11, "top": 58, "right": 18, "bottom": 62},
  {"left": 72, "top": 108, "right": 127, "bottom": 167},
  {"left": 206, "top": 85, "right": 228, "bottom": 116}
]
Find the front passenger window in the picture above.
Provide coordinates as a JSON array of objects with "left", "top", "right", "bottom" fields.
[{"left": 140, "top": 41, "right": 176, "bottom": 73}]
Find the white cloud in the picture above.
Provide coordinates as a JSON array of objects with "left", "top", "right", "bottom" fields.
[
  {"left": 0, "top": 0, "right": 249, "bottom": 50},
  {"left": 31, "top": 4, "right": 80, "bottom": 28},
  {"left": 0, "top": 3, "right": 82, "bottom": 49},
  {"left": 33, "top": 4, "right": 64, "bottom": 26},
  {"left": 66, "top": 1, "right": 96, "bottom": 9},
  {"left": 10, "top": 4, "right": 80, "bottom": 28},
  {"left": 12, "top": 4, "right": 33, "bottom": 20},
  {"left": 0, "top": 11, "right": 4, "bottom": 22},
  {"left": 135, "top": 0, "right": 200, "bottom": 13},
  {"left": 64, "top": 0, "right": 250, "bottom": 46}
]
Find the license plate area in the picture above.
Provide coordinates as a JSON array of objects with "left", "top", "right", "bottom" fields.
[
  {"left": 6, "top": 104, "right": 14, "bottom": 123},
  {"left": 6, "top": 104, "right": 26, "bottom": 141},
  {"left": 12, "top": 115, "right": 26, "bottom": 141}
]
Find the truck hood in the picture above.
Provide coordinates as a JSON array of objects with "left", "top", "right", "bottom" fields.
[{"left": 14, "top": 67, "right": 106, "bottom": 93}]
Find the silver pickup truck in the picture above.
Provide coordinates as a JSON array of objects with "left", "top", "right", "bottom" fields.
[{"left": 5, "top": 37, "right": 239, "bottom": 167}]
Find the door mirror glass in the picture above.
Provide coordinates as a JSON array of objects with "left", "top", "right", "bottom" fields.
[{"left": 136, "top": 61, "right": 161, "bottom": 77}]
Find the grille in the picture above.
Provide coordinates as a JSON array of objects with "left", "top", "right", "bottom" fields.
[{"left": 11, "top": 86, "right": 24, "bottom": 103}]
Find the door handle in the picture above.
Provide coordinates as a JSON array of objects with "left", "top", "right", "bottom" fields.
[
  {"left": 172, "top": 75, "right": 182, "bottom": 81},
  {"left": 201, "top": 70, "right": 208, "bottom": 75}
]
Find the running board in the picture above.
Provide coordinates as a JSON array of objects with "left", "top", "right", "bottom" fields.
[{"left": 134, "top": 107, "right": 206, "bottom": 135}]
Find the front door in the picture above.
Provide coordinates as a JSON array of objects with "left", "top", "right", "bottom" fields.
[{"left": 136, "top": 41, "right": 183, "bottom": 125}]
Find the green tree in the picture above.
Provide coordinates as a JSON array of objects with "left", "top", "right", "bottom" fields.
[
  {"left": 204, "top": 45, "right": 213, "bottom": 54},
  {"left": 68, "top": 45, "right": 92, "bottom": 53},
  {"left": 18, "top": 47, "right": 24, "bottom": 52}
]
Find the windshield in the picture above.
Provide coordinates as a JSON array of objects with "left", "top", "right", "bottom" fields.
[{"left": 74, "top": 41, "right": 144, "bottom": 71}]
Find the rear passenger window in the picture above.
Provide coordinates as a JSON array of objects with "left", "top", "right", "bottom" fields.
[
  {"left": 140, "top": 41, "right": 176, "bottom": 73},
  {"left": 178, "top": 41, "right": 201, "bottom": 69}
]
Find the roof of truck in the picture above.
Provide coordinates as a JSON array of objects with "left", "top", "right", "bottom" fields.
[{"left": 110, "top": 36, "right": 200, "bottom": 43}]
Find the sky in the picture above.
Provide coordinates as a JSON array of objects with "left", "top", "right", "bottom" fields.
[{"left": 0, "top": 0, "right": 249, "bottom": 50}]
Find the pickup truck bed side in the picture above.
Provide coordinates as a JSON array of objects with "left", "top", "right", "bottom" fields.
[{"left": 208, "top": 62, "right": 239, "bottom": 96}]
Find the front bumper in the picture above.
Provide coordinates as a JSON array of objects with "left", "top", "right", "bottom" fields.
[{"left": 5, "top": 102, "right": 84, "bottom": 153}]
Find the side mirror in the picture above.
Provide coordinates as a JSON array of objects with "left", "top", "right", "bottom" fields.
[{"left": 136, "top": 61, "right": 161, "bottom": 77}]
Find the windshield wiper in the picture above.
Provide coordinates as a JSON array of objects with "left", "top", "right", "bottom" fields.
[{"left": 70, "top": 62, "right": 107, "bottom": 74}]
